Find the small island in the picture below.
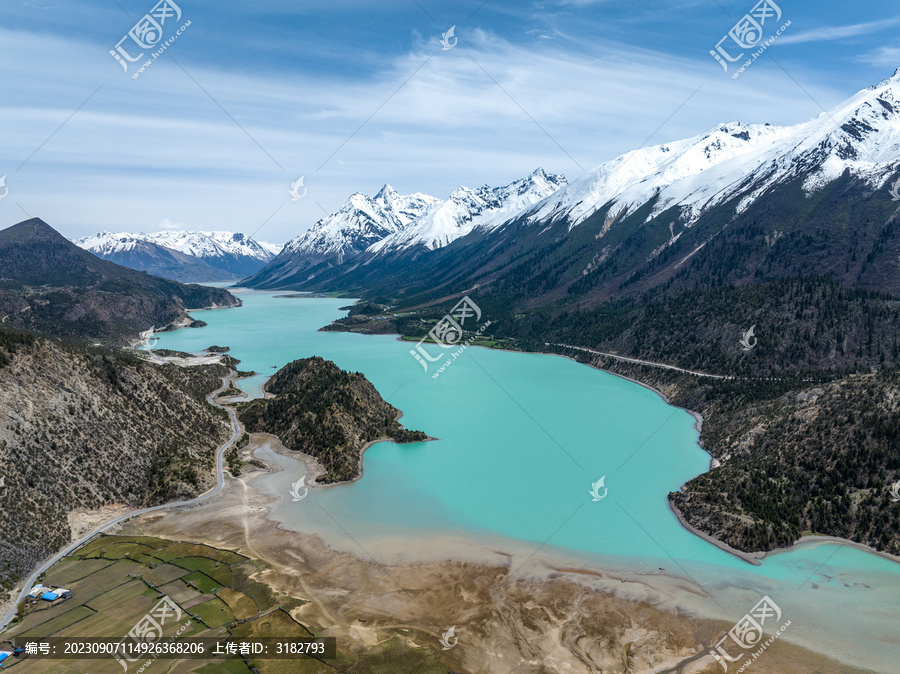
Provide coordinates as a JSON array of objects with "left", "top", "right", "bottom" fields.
[
  {"left": 237, "top": 357, "right": 430, "bottom": 483},
  {"left": 206, "top": 345, "right": 231, "bottom": 353}
]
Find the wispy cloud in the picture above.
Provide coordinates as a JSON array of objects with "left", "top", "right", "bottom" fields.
[
  {"left": 857, "top": 46, "right": 900, "bottom": 68},
  {"left": 778, "top": 17, "right": 900, "bottom": 46},
  {"left": 0, "top": 18, "right": 862, "bottom": 243}
]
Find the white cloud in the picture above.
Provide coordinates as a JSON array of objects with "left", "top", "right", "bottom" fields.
[
  {"left": 778, "top": 17, "right": 900, "bottom": 46},
  {"left": 857, "top": 46, "right": 900, "bottom": 68}
]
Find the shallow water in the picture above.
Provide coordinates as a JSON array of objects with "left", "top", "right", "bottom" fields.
[{"left": 154, "top": 290, "right": 900, "bottom": 671}]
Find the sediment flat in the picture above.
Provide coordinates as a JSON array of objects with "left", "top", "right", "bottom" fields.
[{"left": 111, "top": 442, "right": 866, "bottom": 674}]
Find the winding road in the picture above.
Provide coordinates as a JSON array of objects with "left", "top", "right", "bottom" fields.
[
  {"left": 0, "top": 371, "right": 241, "bottom": 633},
  {"left": 552, "top": 343, "right": 821, "bottom": 384},
  {"left": 551, "top": 343, "right": 732, "bottom": 379}
]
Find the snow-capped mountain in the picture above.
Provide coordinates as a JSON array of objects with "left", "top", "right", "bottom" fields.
[
  {"left": 243, "top": 70, "right": 900, "bottom": 299},
  {"left": 525, "top": 68, "right": 900, "bottom": 234},
  {"left": 282, "top": 185, "right": 438, "bottom": 261},
  {"left": 367, "top": 169, "right": 567, "bottom": 256},
  {"left": 249, "top": 69, "right": 900, "bottom": 302},
  {"left": 76, "top": 230, "right": 281, "bottom": 282},
  {"left": 144, "top": 230, "right": 281, "bottom": 277},
  {"left": 241, "top": 185, "right": 439, "bottom": 288},
  {"left": 241, "top": 171, "right": 566, "bottom": 289},
  {"left": 74, "top": 232, "right": 236, "bottom": 283}
]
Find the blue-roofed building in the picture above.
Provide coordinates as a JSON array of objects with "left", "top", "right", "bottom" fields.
[{"left": 39, "top": 592, "right": 59, "bottom": 602}]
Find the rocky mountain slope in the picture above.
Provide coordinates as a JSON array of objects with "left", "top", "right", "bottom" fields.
[
  {"left": 0, "top": 219, "right": 240, "bottom": 344},
  {"left": 238, "top": 357, "right": 428, "bottom": 482},
  {"left": 669, "top": 369, "right": 900, "bottom": 555},
  {"left": 76, "top": 230, "right": 281, "bottom": 281},
  {"left": 0, "top": 332, "right": 233, "bottom": 601}
]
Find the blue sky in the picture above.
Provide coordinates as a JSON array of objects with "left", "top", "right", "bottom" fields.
[{"left": 0, "top": 0, "right": 898, "bottom": 243}]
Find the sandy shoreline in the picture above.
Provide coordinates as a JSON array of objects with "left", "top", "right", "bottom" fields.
[
  {"left": 762, "top": 534, "right": 900, "bottom": 565},
  {"left": 108, "top": 456, "right": 866, "bottom": 674}
]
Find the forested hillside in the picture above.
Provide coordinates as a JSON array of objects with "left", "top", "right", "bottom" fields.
[{"left": 238, "top": 357, "right": 428, "bottom": 483}]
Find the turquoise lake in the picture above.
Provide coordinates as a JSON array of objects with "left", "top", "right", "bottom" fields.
[{"left": 154, "top": 290, "right": 900, "bottom": 671}]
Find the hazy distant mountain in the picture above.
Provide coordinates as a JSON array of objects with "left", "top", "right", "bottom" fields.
[
  {"left": 76, "top": 230, "right": 281, "bottom": 282},
  {"left": 74, "top": 232, "right": 236, "bottom": 283},
  {"left": 145, "top": 230, "right": 282, "bottom": 277},
  {"left": 1, "top": 218, "right": 240, "bottom": 344}
]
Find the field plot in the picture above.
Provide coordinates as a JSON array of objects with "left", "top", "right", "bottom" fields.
[{"left": 0, "top": 535, "right": 325, "bottom": 673}]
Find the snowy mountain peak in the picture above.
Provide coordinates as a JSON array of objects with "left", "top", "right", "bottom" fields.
[
  {"left": 875, "top": 67, "right": 900, "bottom": 87},
  {"left": 375, "top": 183, "right": 398, "bottom": 200},
  {"left": 367, "top": 169, "right": 567, "bottom": 255},
  {"left": 242, "top": 169, "right": 567, "bottom": 288},
  {"left": 525, "top": 70, "right": 900, "bottom": 233},
  {"left": 75, "top": 229, "right": 281, "bottom": 279},
  {"left": 75, "top": 231, "right": 145, "bottom": 255},
  {"left": 280, "top": 186, "right": 440, "bottom": 264}
]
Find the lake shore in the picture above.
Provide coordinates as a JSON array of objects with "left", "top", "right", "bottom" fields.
[
  {"left": 668, "top": 502, "right": 763, "bottom": 566},
  {"left": 253, "top": 350, "right": 900, "bottom": 575},
  {"left": 140, "top": 296, "right": 900, "bottom": 672},
  {"left": 110, "top": 457, "right": 866, "bottom": 674},
  {"left": 761, "top": 533, "right": 900, "bottom": 565},
  {"left": 535, "top": 346, "right": 900, "bottom": 571}
]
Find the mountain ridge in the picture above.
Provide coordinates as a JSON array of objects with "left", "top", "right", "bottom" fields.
[
  {"left": 241, "top": 185, "right": 440, "bottom": 289},
  {"left": 0, "top": 218, "right": 240, "bottom": 345},
  {"left": 74, "top": 233, "right": 236, "bottom": 283},
  {"left": 76, "top": 230, "right": 281, "bottom": 282},
  {"left": 263, "top": 70, "right": 900, "bottom": 307},
  {"left": 239, "top": 169, "right": 566, "bottom": 289}
]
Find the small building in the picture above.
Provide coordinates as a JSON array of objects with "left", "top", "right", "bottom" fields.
[
  {"left": 27, "top": 585, "right": 43, "bottom": 599},
  {"left": 0, "top": 651, "right": 12, "bottom": 665},
  {"left": 51, "top": 588, "right": 71, "bottom": 600},
  {"left": 39, "top": 591, "right": 59, "bottom": 602}
]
